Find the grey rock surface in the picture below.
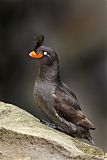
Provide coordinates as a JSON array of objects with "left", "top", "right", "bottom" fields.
[{"left": 0, "top": 101, "right": 106, "bottom": 160}]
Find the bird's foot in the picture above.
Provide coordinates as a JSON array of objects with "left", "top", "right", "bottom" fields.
[
  {"left": 40, "top": 119, "right": 63, "bottom": 131},
  {"left": 40, "top": 119, "right": 59, "bottom": 129}
]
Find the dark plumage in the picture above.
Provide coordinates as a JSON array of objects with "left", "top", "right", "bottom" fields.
[
  {"left": 29, "top": 34, "right": 95, "bottom": 143},
  {"left": 34, "top": 34, "right": 44, "bottom": 50}
]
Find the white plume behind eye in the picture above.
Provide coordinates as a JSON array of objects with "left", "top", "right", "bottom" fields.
[{"left": 43, "top": 51, "right": 48, "bottom": 55}]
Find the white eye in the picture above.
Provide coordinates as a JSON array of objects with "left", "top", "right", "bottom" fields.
[{"left": 43, "top": 51, "right": 48, "bottom": 55}]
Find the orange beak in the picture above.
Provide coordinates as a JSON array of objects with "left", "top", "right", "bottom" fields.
[{"left": 29, "top": 51, "right": 43, "bottom": 59}]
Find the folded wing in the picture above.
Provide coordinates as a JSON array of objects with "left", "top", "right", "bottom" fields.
[{"left": 52, "top": 84, "right": 95, "bottom": 130}]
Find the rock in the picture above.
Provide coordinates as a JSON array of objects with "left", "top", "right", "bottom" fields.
[{"left": 0, "top": 101, "right": 106, "bottom": 160}]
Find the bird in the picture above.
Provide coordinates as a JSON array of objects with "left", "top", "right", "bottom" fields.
[{"left": 29, "top": 34, "right": 95, "bottom": 143}]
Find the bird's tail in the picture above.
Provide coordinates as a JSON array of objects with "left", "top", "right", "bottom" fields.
[{"left": 87, "top": 136, "right": 95, "bottom": 144}]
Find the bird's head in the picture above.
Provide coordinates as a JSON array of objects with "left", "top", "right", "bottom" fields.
[{"left": 29, "top": 34, "right": 58, "bottom": 66}]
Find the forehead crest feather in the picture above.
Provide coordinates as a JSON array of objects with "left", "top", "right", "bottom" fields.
[{"left": 34, "top": 34, "right": 44, "bottom": 51}]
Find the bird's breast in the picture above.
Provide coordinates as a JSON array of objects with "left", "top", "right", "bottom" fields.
[{"left": 33, "top": 81, "right": 56, "bottom": 116}]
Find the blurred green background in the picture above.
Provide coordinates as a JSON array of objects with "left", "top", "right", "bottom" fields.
[{"left": 0, "top": 0, "right": 106, "bottom": 151}]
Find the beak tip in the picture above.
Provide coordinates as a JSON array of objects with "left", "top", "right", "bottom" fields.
[{"left": 29, "top": 53, "right": 32, "bottom": 57}]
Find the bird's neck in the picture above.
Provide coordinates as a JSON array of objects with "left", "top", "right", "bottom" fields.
[{"left": 36, "top": 61, "right": 61, "bottom": 83}]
